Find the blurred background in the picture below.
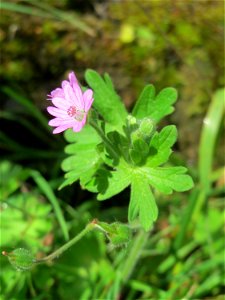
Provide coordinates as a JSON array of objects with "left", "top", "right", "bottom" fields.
[{"left": 0, "top": 1, "right": 224, "bottom": 299}]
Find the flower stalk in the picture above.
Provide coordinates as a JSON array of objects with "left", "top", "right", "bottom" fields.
[
  {"left": 35, "top": 221, "right": 96, "bottom": 264},
  {"left": 2, "top": 219, "right": 132, "bottom": 271},
  {"left": 88, "top": 118, "right": 120, "bottom": 161}
]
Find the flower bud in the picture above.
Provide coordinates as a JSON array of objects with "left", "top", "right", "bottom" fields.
[
  {"left": 97, "top": 221, "right": 132, "bottom": 247},
  {"left": 127, "top": 115, "right": 137, "bottom": 126},
  {"left": 3, "top": 248, "right": 35, "bottom": 271},
  {"left": 138, "top": 118, "right": 155, "bottom": 143},
  {"left": 109, "top": 222, "right": 132, "bottom": 247},
  {"left": 126, "top": 115, "right": 139, "bottom": 133}
]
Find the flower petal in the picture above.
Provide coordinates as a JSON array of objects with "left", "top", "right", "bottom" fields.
[
  {"left": 62, "top": 80, "right": 69, "bottom": 89},
  {"left": 72, "top": 122, "right": 83, "bottom": 132},
  {"left": 69, "top": 72, "right": 78, "bottom": 85},
  {"left": 51, "top": 97, "right": 68, "bottom": 109},
  {"left": 81, "top": 114, "right": 87, "bottom": 125},
  {"left": 71, "top": 115, "right": 87, "bottom": 132},
  {"left": 63, "top": 83, "right": 78, "bottom": 106},
  {"left": 72, "top": 83, "right": 84, "bottom": 109},
  {"left": 53, "top": 125, "right": 72, "bottom": 134},
  {"left": 47, "top": 106, "right": 68, "bottom": 118},
  {"left": 49, "top": 118, "right": 74, "bottom": 127},
  {"left": 50, "top": 88, "right": 64, "bottom": 98},
  {"left": 83, "top": 89, "right": 94, "bottom": 111},
  {"left": 47, "top": 71, "right": 93, "bottom": 135}
]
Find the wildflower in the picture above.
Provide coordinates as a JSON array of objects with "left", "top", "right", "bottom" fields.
[{"left": 47, "top": 72, "right": 94, "bottom": 134}]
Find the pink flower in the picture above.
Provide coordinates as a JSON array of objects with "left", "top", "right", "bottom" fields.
[{"left": 47, "top": 72, "right": 94, "bottom": 134}]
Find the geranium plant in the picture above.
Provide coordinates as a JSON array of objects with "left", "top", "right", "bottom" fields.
[
  {"left": 59, "top": 70, "right": 193, "bottom": 231},
  {"left": 3, "top": 70, "right": 193, "bottom": 270}
]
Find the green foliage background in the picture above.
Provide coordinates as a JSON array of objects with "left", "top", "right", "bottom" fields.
[{"left": 0, "top": 1, "right": 224, "bottom": 299}]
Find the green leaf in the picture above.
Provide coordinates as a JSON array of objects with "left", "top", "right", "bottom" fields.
[
  {"left": 79, "top": 167, "right": 100, "bottom": 192},
  {"left": 129, "top": 132, "right": 149, "bottom": 165},
  {"left": 132, "top": 85, "right": 177, "bottom": 123},
  {"left": 142, "top": 166, "right": 194, "bottom": 194},
  {"left": 146, "top": 125, "right": 177, "bottom": 167},
  {"left": 132, "top": 84, "right": 155, "bottom": 119},
  {"left": 129, "top": 174, "right": 158, "bottom": 231},
  {"left": 1, "top": 192, "right": 52, "bottom": 250},
  {"left": 60, "top": 126, "right": 101, "bottom": 189},
  {"left": 64, "top": 124, "right": 100, "bottom": 144},
  {"left": 103, "top": 73, "right": 115, "bottom": 91},
  {"left": 129, "top": 148, "right": 143, "bottom": 165},
  {"left": 97, "top": 168, "right": 131, "bottom": 200},
  {"left": 0, "top": 161, "right": 29, "bottom": 200},
  {"left": 85, "top": 70, "right": 128, "bottom": 128},
  {"left": 131, "top": 132, "right": 149, "bottom": 155},
  {"left": 62, "top": 150, "right": 99, "bottom": 180}
]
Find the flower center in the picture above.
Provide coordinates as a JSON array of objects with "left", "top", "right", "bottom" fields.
[{"left": 67, "top": 106, "right": 77, "bottom": 117}]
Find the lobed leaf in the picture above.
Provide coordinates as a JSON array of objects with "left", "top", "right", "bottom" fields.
[
  {"left": 97, "top": 168, "right": 131, "bottom": 200},
  {"left": 142, "top": 166, "right": 194, "bottom": 194},
  {"left": 64, "top": 125, "right": 99, "bottom": 144},
  {"left": 146, "top": 125, "right": 177, "bottom": 167},
  {"left": 129, "top": 174, "right": 158, "bottom": 231},
  {"left": 60, "top": 126, "right": 101, "bottom": 189},
  {"left": 132, "top": 84, "right": 155, "bottom": 119},
  {"left": 85, "top": 70, "right": 128, "bottom": 128},
  {"left": 132, "top": 85, "right": 177, "bottom": 123}
]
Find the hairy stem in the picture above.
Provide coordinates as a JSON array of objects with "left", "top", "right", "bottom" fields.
[
  {"left": 35, "top": 222, "right": 95, "bottom": 264},
  {"left": 88, "top": 119, "right": 119, "bottom": 161}
]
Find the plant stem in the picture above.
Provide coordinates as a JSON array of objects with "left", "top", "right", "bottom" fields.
[
  {"left": 88, "top": 119, "right": 119, "bottom": 161},
  {"left": 121, "top": 230, "right": 149, "bottom": 282},
  {"left": 35, "top": 222, "right": 95, "bottom": 264}
]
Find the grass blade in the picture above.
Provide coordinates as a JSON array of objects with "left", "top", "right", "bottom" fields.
[
  {"left": 30, "top": 170, "right": 69, "bottom": 241},
  {"left": 2, "top": 86, "right": 50, "bottom": 131},
  {"left": 198, "top": 88, "right": 225, "bottom": 192},
  {"left": 0, "top": 111, "right": 52, "bottom": 144},
  {"left": 174, "top": 188, "right": 199, "bottom": 250},
  {"left": 1, "top": 1, "right": 95, "bottom": 36},
  {"left": 1, "top": 2, "right": 51, "bottom": 18}
]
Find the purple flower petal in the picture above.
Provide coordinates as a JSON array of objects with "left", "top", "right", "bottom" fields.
[
  {"left": 47, "top": 106, "right": 68, "bottom": 118},
  {"left": 49, "top": 118, "right": 74, "bottom": 127},
  {"left": 53, "top": 125, "right": 72, "bottom": 134},
  {"left": 72, "top": 83, "right": 84, "bottom": 109},
  {"left": 73, "top": 122, "right": 84, "bottom": 132},
  {"left": 69, "top": 72, "right": 78, "bottom": 85},
  {"left": 83, "top": 89, "right": 94, "bottom": 111},
  {"left": 63, "top": 83, "right": 77, "bottom": 106},
  {"left": 51, "top": 97, "right": 67, "bottom": 109},
  {"left": 50, "top": 88, "right": 64, "bottom": 98},
  {"left": 61, "top": 80, "right": 69, "bottom": 89}
]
